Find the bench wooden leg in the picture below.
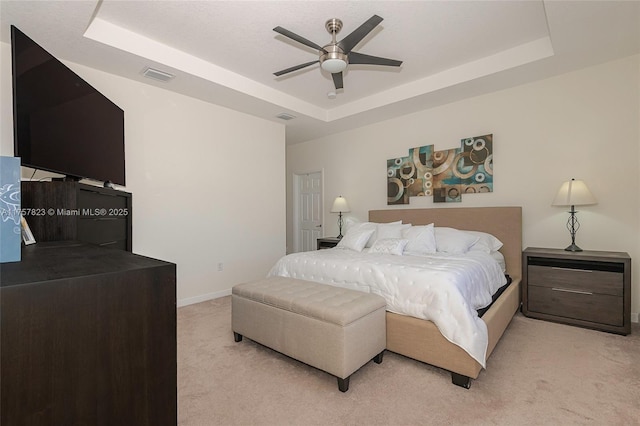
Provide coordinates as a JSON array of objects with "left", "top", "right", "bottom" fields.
[
  {"left": 373, "top": 350, "right": 384, "bottom": 364},
  {"left": 233, "top": 332, "right": 243, "bottom": 342},
  {"left": 337, "top": 376, "right": 350, "bottom": 392},
  {"left": 451, "top": 372, "right": 471, "bottom": 389}
]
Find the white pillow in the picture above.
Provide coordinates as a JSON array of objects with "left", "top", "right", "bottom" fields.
[
  {"left": 345, "top": 222, "right": 376, "bottom": 242},
  {"left": 434, "top": 227, "right": 480, "bottom": 254},
  {"left": 369, "top": 238, "right": 409, "bottom": 256},
  {"left": 376, "top": 223, "right": 410, "bottom": 241},
  {"left": 365, "top": 221, "right": 404, "bottom": 248},
  {"left": 465, "top": 230, "right": 504, "bottom": 253},
  {"left": 402, "top": 223, "right": 437, "bottom": 255},
  {"left": 348, "top": 221, "right": 376, "bottom": 231},
  {"left": 336, "top": 227, "right": 375, "bottom": 252},
  {"left": 342, "top": 216, "right": 362, "bottom": 234}
]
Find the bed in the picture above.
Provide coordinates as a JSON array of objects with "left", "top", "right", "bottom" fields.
[{"left": 272, "top": 206, "right": 522, "bottom": 388}]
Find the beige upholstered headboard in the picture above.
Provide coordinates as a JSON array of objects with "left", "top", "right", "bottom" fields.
[{"left": 369, "top": 207, "right": 522, "bottom": 280}]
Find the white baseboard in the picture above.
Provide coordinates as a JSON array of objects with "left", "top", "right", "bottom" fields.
[
  {"left": 632, "top": 312, "right": 639, "bottom": 323},
  {"left": 178, "top": 288, "right": 231, "bottom": 307}
]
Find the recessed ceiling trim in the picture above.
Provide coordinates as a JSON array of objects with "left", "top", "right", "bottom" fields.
[
  {"left": 83, "top": 15, "right": 554, "bottom": 126},
  {"left": 327, "top": 36, "right": 555, "bottom": 122},
  {"left": 83, "top": 17, "right": 327, "bottom": 121}
]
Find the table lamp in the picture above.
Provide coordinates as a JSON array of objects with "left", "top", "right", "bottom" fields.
[
  {"left": 552, "top": 178, "right": 597, "bottom": 252},
  {"left": 330, "top": 196, "right": 350, "bottom": 239}
]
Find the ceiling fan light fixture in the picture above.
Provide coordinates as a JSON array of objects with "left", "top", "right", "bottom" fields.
[
  {"left": 320, "top": 44, "right": 348, "bottom": 73},
  {"left": 273, "top": 15, "right": 401, "bottom": 90},
  {"left": 321, "top": 58, "right": 347, "bottom": 73}
]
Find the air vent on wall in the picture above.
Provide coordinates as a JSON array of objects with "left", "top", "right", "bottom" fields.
[
  {"left": 276, "top": 113, "right": 296, "bottom": 121},
  {"left": 142, "top": 67, "right": 175, "bottom": 82}
]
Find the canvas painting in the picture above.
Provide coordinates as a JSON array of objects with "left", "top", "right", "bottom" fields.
[{"left": 387, "top": 134, "right": 493, "bottom": 204}]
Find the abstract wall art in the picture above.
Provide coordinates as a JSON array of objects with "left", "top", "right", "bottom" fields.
[{"left": 387, "top": 134, "right": 493, "bottom": 204}]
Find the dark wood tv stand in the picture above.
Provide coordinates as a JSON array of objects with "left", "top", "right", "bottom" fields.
[
  {"left": 21, "top": 181, "right": 133, "bottom": 251},
  {"left": 0, "top": 241, "right": 177, "bottom": 425}
]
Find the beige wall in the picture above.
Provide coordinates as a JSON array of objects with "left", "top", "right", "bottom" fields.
[
  {"left": 287, "top": 54, "right": 640, "bottom": 320},
  {"left": 1, "top": 42, "right": 286, "bottom": 306}
]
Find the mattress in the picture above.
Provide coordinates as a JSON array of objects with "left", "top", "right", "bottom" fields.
[{"left": 268, "top": 248, "right": 507, "bottom": 367}]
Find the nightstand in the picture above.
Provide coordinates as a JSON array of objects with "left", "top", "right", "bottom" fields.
[
  {"left": 522, "top": 247, "right": 631, "bottom": 335},
  {"left": 317, "top": 237, "right": 341, "bottom": 250}
]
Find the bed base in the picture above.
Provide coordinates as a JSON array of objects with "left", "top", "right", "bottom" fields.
[
  {"left": 370, "top": 207, "right": 523, "bottom": 388},
  {"left": 385, "top": 278, "right": 521, "bottom": 388},
  {"left": 451, "top": 372, "right": 472, "bottom": 389}
]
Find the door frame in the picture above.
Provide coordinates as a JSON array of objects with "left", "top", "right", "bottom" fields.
[{"left": 292, "top": 169, "right": 324, "bottom": 253}]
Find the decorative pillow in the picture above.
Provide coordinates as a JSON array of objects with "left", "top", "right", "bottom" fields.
[
  {"left": 342, "top": 216, "right": 362, "bottom": 234},
  {"left": 375, "top": 223, "right": 411, "bottom": 242},
  {"left": 369, "top": 238, "right": 409, "bottom": 256},
  {"left": 434, "top": 227, "right": 480, "bottom": 254},
  {"left": 402, "top": 223, "right": 437, "bottom": 255},
  {"left": 465, "top": 230, "right": 504, "bottom": 253},
  {"left": 345, "top": 221, "right": 376, "bottom": 239},
  {"left": 350, "top": 222, "right": 376, "bottom": 231},
  {"left": 365, "top": 221, "right": 404, "bottom": 248},
  {"left": 336, "top": 227, "right": 375, "bottom": 252}
]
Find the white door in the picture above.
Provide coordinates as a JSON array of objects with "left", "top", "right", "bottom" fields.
[{"left": 295, "top": 172, "right": 322, "bottom": 252}]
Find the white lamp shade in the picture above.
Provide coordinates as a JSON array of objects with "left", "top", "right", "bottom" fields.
[
  {"left": 330, "top": 196, "right": 351, "bottom": 213},
  {"left": 552, "top": 179, "right": 597, "bottom": 207}
]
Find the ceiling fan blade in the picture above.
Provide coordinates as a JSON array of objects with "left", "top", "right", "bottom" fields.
[
  {"left": 348, "top": 51, "right": 402, "bottom": 67},
  {"left": 273, "top": 26, "right": 324, "bottom": 52},
  {"left": 331, "top": 72, "right": 344, "bottom": 90},
  {"left": 338, "top": 15, "right": 383, "bottom": 54},
  {"left": 273, "top": 60, "right": 319, "bottom": 76}
]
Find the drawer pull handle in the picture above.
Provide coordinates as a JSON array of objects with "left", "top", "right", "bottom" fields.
[
  {"left": 551, "top": 267, "right": 593, "bottom": 273},
  {"left": 552, "top": 287, "right": 593, "bottom": 295}
]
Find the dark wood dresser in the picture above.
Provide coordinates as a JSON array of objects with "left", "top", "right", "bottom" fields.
[
  {"left": 21, "top": 181, "right": 133, "bottom": 251},
  {"left": 522, "top": 247, "right": 631, "bottom": 335},
  {"left": 0, "top": 242, "right": 177, "bottom": 425}
]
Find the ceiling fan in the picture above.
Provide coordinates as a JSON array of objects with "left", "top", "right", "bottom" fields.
[{"left": 273, "top": 15, "right": 403, "bottom": 90}]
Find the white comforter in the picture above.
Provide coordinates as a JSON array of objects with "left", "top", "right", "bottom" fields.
[{"left": 268, "top": 248, "right": 507, "bottom": 367}]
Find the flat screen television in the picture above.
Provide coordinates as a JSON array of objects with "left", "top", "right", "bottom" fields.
[{"left": 11, "top": 26, "right": 126, "bottom": 186}]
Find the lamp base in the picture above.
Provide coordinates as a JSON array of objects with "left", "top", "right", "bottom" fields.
[{"left": 564, "top": 243, "right": 583, "bottom": 252}]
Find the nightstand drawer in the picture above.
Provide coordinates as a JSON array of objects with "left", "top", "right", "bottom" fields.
[
  {"left": 522, "top": 248, "right": 631, "bottom": 335},
  {"left": 528, "top": 285, "right": 623, "bottom": 326},
  {"left": 527, "top": 264, "right": 623, "bottom": 296}
]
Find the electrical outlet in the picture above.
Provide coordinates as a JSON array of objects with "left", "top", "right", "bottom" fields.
[{"left": 217, "top": 262, "right": 223, "bottom": 272}]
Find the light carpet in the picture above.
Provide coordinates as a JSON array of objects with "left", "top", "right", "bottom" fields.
[{"left": 178, "top": 296, "right": 639, "bottom": 426}]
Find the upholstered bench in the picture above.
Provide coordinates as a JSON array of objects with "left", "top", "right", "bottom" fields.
[{"left": 231, "top": 276, "right": 386, "bottom": 392}]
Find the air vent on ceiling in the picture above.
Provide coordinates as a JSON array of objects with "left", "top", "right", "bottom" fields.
[
  {"left": 276, "top": 113, "right": 296, "bottom": 121},
  {"left": 142, "top": 67, "right": 175, "bottom": 82}
]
